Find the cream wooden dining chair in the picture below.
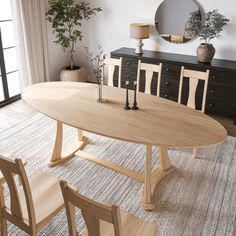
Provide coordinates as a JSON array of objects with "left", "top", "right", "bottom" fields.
[
  {"left": 178, "top": 66, "right": 210, "bottom": 157},
  {"left": 60, "top": 181, "right": 157, "bottom": 236},
  {"left": 0, "top": 155, "right": 71, "bottom": 236},
  {"left": 101, "top": 56, "right": 123, "bottom": 88},
  {"left": 136, "top": 60, "right": 162, "bottom": 96}
]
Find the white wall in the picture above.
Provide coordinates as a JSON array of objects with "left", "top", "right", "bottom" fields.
[{"left": 47, "top": 0, "right": 236, "bottom": 81}]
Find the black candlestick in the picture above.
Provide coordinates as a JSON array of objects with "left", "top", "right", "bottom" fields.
[
  {"left": 131, "top": 81, "right": 139, "bottom": 110},
  {"left": 124, "top": 81, "right": 130, "bottom": 110}
]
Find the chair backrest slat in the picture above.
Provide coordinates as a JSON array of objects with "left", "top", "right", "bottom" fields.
[
  {"left": 0, "top": 155, "right": 36, "bottom": 230},
  {"left": 82, "top": 211, "right": 100, "bottom": 236},
  {"left": 1, "top": 169, "right": 23, "bottom": 219},
  {"left": 137, "top": 60, "right": 162, "bottom": 96},
  {"left": 102, "top": 56, "right": 123, "bottom": 88},
  {"left": 0, "top": 157, "right": 23, "bottom": 220},
  {"left": 60, "top": 181, "right": 123, "bottom": 236},
  {"left": 187, "top": 77, "right": 199, "bottom": 109},
  {"left": 178, "top": 66, "right": 210, "bottom": 113}
]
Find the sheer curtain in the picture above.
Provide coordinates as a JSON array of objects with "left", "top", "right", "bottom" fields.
[{"left": 12, "top": 0, "right": 50, "bottom": 88}]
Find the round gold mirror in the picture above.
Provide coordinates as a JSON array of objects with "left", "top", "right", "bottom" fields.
[{"left": 155, "top": 0, "right": 201, "bottom": 44}]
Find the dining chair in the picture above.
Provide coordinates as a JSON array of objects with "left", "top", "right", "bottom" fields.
[
  {"left": 0, "top": 155, "right": 71, "bottom": 236},
  {"left": 60, "top": 181, "right": 157, "bottom": 236},
  {"left": 101, "top": 56, "right": 123, "bottom": 88},
  {"left": 178, "top": 66, "right": 210, "bottom": 157},
  {"left": 136, "top": 60, "right": 162, "bottom": 96}
]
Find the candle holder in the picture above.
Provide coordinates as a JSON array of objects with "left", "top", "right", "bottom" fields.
[
  {"left": 131, "top": 81, "right": 139, "bottom": 110},
  {"left": 124, "top": 81, "right": 130, "bottom": 110}
]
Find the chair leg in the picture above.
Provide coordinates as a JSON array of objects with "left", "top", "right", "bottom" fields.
[
  {"left": 0, "top": 218, "right": 7, "bottom": 236},
  {"left": 0, "top": 183, "right": 7, "bottom": 236},
  {"left": 192, "top": 148, "right": 197, "bottom": 158},
  {"left": 30, "top": 229, "right": 37, "bottom": 236}
]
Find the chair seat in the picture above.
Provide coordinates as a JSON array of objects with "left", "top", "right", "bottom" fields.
[
  {"left": 5, "top": 171, "right": 76, "bottom": 230},
  {"left": 82, "top": 209, "right": 157, "bottom": 236}
]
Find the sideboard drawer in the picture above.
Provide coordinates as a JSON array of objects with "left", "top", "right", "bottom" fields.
[
  {"left": 206, "top": 98, "right": 235, "bottom": 117},
  {"left": 162, "top": 63, "right": 180, "bottom": 75},
  {"left": 160, "top": 89, "right": 178, "bottom": 102},
  {"left": 121, "top": 57, "right": 138, "bottom": 88},
  {"left": 122, "top": 57, "right": 138, "bottom": 70},
  {"left": 209, "top": 71, "right": 236, "bottom": 101},
  {"left": 121, "top": 71, "right": 137, "bottom": 89},
  {"left": 160, "top": 77, "right": 179, "bottom": 90}
]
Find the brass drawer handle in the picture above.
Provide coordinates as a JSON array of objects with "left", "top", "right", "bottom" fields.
[
  {"left": 126, "top": 74, "right": 130, "bottom": 79},
  {"left": 126, "top": 61, "right": 131, "bottom": 65}
]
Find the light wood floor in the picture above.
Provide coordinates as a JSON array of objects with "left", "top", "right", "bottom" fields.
[
  {"left": 0, "top": 100, "right": 236, "bottom": 137},
  {"left": 0, "top": 100, "right": 37, "bottom": 132}
]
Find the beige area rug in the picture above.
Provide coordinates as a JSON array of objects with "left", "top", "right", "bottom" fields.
[{"left": 0, "top": 113, "right": 236, "bottom": 236}]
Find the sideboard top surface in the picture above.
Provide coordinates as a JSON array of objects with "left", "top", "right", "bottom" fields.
[{"left": 111, "top": 47, "right": 236, "bottom": 71}]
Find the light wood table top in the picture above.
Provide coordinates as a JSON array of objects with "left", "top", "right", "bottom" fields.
[{"left": 22, "top": 82, "right": 227, "bottom": 148}]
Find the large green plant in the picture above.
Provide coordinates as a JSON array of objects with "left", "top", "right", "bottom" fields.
[
  {"left": 186, "top": 9, "right": 229, "bottom": 44},
  {"left": 46, "top": 0, "right": 102, "bottom": 70}
]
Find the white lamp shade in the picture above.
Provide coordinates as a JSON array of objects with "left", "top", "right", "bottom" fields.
[{"left": 130, "top": 23, "right": 150, "bottom": 39}]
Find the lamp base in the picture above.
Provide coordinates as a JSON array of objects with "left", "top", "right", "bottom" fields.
[{"left": 135, "top": 39, "right": 144, "bottom": 54}]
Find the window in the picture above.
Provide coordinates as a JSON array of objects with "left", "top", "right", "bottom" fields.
[{"left": 0, "top": 1, "right": 21, "bottom": 106}]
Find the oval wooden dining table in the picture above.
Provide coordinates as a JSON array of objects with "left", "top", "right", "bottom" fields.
[{"left": 22, "top": 82, "right": 227, "bottom": 210}]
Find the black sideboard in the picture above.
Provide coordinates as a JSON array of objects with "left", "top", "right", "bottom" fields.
[{"left": 111, "top": 47, "right": 236, "bottom": 123}]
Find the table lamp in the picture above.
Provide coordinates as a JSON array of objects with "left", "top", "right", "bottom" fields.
[{"left": 130, "top": 23, "right": 149, "bottom": 55}]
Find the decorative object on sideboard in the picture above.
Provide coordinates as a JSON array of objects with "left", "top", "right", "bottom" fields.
[
  {"left": 130, "top": 23, "right": 149, "bottom": 54},
  {"left": 85, "top": 45, "right": 106, "bottom": 102},
  {"left": 46, "top": 0, "right": 102, "bottom": 82},
  {"left": 131, "top": 81, "right": 139, "bottom": 110},
  {"left": 186, "top": 9, "right": 230, "bottom": 63},
  {"left": 155, "top": 0, "right": 201, "bottom": 44},
  {"left": 124, "top": 81, "right": 131, "bottom": 110}
]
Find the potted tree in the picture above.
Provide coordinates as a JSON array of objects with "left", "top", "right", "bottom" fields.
[
  {"left": 46, "top": 0, "right": 102, "bottom": 81},
  {"left": 186, "top": 9, "right": 229, "bottom": 63}
]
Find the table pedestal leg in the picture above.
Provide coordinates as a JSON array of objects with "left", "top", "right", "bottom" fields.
[
  {"left": 48, "top": 121, "right": 88, "bottom": 167},
  {"left": 142, "top": 145, "right": 175, "bottom": 211},
  {"left": 143, "top": 145, "right": 154, "bottom": 210}
]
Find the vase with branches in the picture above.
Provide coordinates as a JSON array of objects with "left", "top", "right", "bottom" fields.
[
  {"left": 186, "top": 9, "right": 229, "bottom": 63},
  {"left": 85, "top": 45, "right": 106, "bottom": 102},
  {"left": 85, "top": 44, "right": 104, "bottom": 84},
  {"left": 46, "top": 0, "right": 102, "bottom": 80}
]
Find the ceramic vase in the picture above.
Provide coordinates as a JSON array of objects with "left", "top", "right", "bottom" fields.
[
  {"left": 60, "top": 66, "right": 87, "bottom": 82},
  {"left": 196, "top": 43, "right": 215, "bottom": 63}
]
